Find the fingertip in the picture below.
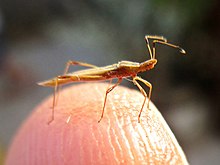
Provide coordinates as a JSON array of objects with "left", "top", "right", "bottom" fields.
[{"left": 6, "top": 83, "right": 188, "bottom": 165}]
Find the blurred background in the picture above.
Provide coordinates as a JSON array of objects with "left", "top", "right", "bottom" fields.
[{"left": 0, "top": 0, "right": 219, "bottom": 164}]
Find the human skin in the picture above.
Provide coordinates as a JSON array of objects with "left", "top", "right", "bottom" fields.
[{"left": 6, "top": 83, "right": 188, "bottom": 165}]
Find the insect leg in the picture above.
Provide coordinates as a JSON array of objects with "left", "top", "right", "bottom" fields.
[
  {"left": 133, "top": 76, "right": 152, "bottom": 123},
  {"left": 98, "top": 78, "right": 122, "bottom": 123},
  {"left": 47, "top": 77, "right": 59, "bottom": 124},
  {"left": 51, "top": 61, "right": 98, "bottom": 113},
  {"left": 64, "top": 60, "right": 98, "bottom": 74}
]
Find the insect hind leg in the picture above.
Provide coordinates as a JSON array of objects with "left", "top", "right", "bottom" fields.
[
  {"left": 64, "top": 60, "right": 98, "bottom": 74},
  {"left": 47, "top": 77, "right": 59, "bottom": 124},
  {"left": 47, "top": 60, "right": 99, "bottom": 124}
]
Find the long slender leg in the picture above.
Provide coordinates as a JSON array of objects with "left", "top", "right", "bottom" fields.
[
  {"left": 64, "top": 60, "right": 98, "bottom": 74},
  {"left": 144, "top": 35, "right": 167, "bottom": 59},
  {"left": 98, "top": 78, "right": 122, "bottom": 123},
  {"left": 47, "top": 61, "right": 98, "bottom": 124},
  {"left": 62, "top": 61, "right": 98, "bottom": 100},
  {"left": 53, "top": 61, "right": 98, "bottom": 113},
  {"left": 133, "top": 76, "right": 152, "bottom": 123},
  {"left": 47, "top": 77, "right": 59, "bottom": 124}
]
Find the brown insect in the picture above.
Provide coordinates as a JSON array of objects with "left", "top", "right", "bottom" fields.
[{"left": 38, "top": 35, "right": 186, "bottom": 124}]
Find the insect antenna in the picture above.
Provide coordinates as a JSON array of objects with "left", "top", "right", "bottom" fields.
[
  {"left": 152, "top": 40, "right": 186, "bottom": 59},
  {"left": 144, "top": 35, "right": 186, "bottom": 60}
]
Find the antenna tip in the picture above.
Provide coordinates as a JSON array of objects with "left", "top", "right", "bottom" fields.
[{"left": 179, "top": 47, "right": 186, "bottom": 54}]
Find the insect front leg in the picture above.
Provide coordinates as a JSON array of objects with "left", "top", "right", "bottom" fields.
[
  {"left": 133, "top": 76, "right": 152, "bottom": 123},
  {"left": 64, "top": 60, "right": 98, "bottom": 74},
  {"left": 98, "top": 78, "right": 122, "bottom": 123}
]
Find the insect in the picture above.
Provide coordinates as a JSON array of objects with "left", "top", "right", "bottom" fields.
[{"left": 38, "top": 35, "right": 186, "bottom": 124}]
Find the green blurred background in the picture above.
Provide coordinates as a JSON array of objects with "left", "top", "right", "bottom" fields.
[{"left": 0, "top": 0, "right": 219, "bottom": 164}]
